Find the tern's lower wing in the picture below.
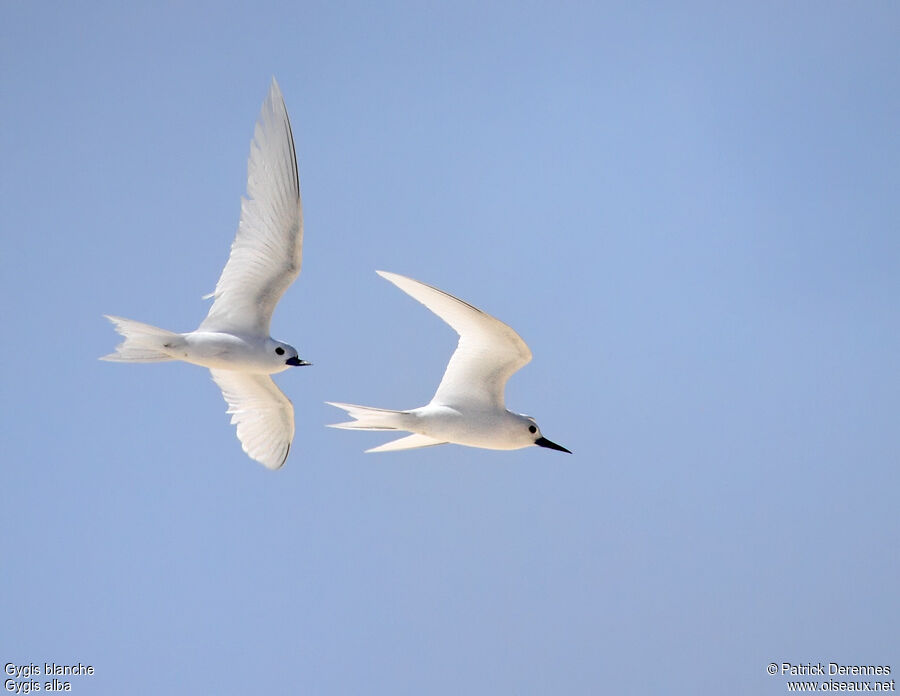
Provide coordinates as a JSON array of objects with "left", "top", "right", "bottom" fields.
[
  {"left": 210, "top": 369, "right": 294, "bottom": 470},
  {"left": 365, "top": 433, "right": 446, "bottom": 453}
]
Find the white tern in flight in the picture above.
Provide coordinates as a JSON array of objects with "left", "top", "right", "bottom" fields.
[
  {"left": 327, "top": 271, "right": 570, "bottom": 454},
  {"left": 102, "top": 79, "right": 309, "bottom": 470}
]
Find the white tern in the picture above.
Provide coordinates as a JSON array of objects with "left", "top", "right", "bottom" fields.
[
  {"left": 102, "top": 79, "right": 309, "bottom": 470},
  {"left": 327, "top": 271, "right": 570, "bottom": 454}
]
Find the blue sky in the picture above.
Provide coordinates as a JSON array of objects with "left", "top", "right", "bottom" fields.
[{"left": 1, "top": 2, "right": 898, "bottom": 694}]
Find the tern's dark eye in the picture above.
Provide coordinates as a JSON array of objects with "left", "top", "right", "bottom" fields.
[
  {"left": 275, "top": 347, "right": 285, "bottom": 355},
  {"left": 528, "top": 425, "right": 537, "bottom": 434}
]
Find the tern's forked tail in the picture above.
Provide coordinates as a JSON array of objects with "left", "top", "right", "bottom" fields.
[
  {"left": 100, "top": 315, "right": 179, "bottom": 363},
  {"left": 325, "top": 402, "right": 412, "bottom": 431}
]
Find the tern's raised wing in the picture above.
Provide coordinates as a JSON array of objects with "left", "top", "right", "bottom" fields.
[
  {"left": 200, "top": 78, "right": 302, "bottom": 336},
  {"left": 210, "top": 369, "right": 294, "bottom": 470},
  {"left": 377, "top": 271, "right": 532, "bottom": 409}
]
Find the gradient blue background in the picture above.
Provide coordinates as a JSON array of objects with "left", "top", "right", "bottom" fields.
[{"left": 2, "top": 2, "right": 898, "bottom": 694}]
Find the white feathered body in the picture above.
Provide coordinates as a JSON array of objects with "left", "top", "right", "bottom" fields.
[
  {"left": 102, "top": 317, "right": 293, "bottom": 374},
  {"left": 417, "top": 405, "right": 535, "bottom": 450},
  {"left": 328, "top": 401, "right": 539, "bottom": 451},
  {"left": 326, "top": 266, "right": 551, "bottom": 451},
  {"left": 327, "top": 271, "right": 569, "bottom": 454},
  {"left": 178, "top": 332, "right": 294, "bottom": 373},
  {"left": 101, "top": 79, "right": 306, "bottom": 470}
]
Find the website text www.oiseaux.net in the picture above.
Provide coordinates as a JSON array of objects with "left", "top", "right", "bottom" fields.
[{"left": 770, "top": 663, "right": 894, "bottom": 692}]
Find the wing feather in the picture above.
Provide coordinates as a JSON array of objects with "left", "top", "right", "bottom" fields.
[
  {"left": 210, "top": 369, "right": 294, "bottom": 470},
  {"left": 376, "top": 271, "right": 532, "bottom": 409},
  {"left": 365, "top": 433, "right": 446, "bottom": 453},
  {"left": 200, "top": 78, "right": 302, "bottom": 335}
]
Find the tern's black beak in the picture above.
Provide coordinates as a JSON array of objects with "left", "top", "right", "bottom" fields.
[
  {"left": 535, "top": 437, "right": 572, "bottom": 454},
  {"left": 286, "top": 356, "right": 312, "bottom": 367}
]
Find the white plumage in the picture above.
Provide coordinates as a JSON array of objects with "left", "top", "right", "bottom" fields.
[
  {"left": 102, "top": 79, "right": 308, "bottom": 470},
  {"left": 327, "top": 272, "right": 570, "bottom": 454}
]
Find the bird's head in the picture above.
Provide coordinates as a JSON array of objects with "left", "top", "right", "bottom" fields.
[
  {"left": 515, "top": 414, "right": 571, "bottom": 453},
  {"left": 270, "top": 340, "right": 311, "bottom": 368}
]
